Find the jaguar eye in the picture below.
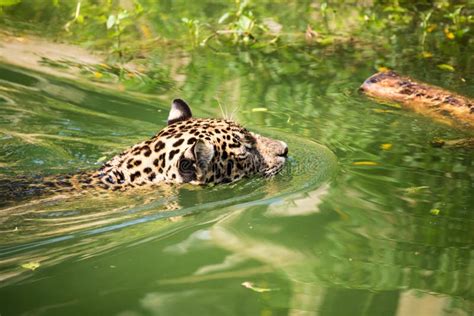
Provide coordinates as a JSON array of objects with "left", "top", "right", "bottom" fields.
[
  {"left": 179, "top": 158, "right": 194, "bottom": 174},
  {"left": 243, "top": 135, "right": 256, "bottom": 148}
]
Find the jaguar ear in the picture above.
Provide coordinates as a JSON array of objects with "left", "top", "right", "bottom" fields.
[
  {"left": 194, "top": 139, "right": 214, "bottom": 171},
  {"left": 168, "top": 99, "right": 192, "bottom": 125}
]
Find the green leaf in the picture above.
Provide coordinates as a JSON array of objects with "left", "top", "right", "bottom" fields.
[
  {"left": 238, "top": 15, "right": 253, "bottom": 32},
  {"left": 106, "top": 15, "right": 116, "bottom": 29},
  {"left": 117, "top": 11, "right": 129, "bottom": 21},
  {"left": 218, "top": 12, "right": 230, "bottom": 24},
  {"left": 320, "top": 2, "right": 328, "bottom": 12},
  {"left": 402, "top": 186, "right": 430, "bottom": 194}
]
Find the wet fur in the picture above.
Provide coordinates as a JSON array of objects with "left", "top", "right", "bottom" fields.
[{"left": 1, "top": 100, "right": 288, "bottom": 201}]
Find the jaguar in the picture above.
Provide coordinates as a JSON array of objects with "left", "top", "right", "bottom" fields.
[{"left": 3, "top": 99, "right": 288, "bottom": 199}]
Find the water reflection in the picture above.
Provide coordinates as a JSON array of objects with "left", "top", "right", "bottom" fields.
[
  {"left": 172, "top": 182, "right": 473, "bottom": 315},
  {"left": 0, "top": 37, "right": 473, "bottom": 315}
]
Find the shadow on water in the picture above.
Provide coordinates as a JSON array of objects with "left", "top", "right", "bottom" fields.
[{"left": 0, "top": 39, "right": 473, "bottom": 316}]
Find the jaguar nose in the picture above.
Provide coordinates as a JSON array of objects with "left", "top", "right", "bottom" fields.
[{"left": 278, "top": 141, "right": 288, "bottom": 158}]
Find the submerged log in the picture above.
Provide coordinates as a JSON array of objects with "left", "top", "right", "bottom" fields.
[{"left": 360, "top": 71, "right": 474, "bottom": 130}]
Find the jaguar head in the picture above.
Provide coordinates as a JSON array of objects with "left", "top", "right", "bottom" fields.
[
  {"left": 99, "top": 99, "right": 288, "bottom": 187},
  {"left": 163, "top": 99, "right": 288, "bottom": 184}
]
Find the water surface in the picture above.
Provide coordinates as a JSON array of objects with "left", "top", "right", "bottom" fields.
[{"left": 0, "top": 40, "right": 473, "bottom": 315}]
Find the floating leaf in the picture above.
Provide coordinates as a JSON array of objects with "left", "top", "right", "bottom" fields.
[
  {"left": 437, "top": 64, "right": 455, "bottom": 72},
  {"left": 241, "top": 282, "right": 274, "bottom": 293},
  {"left": 94, "top": 72, "right": 103, "bottom": 79},
  {"left": 352, "top": 161, "right": 379, "bottom": 166},
  {"left": 380, "top": 143, "right": 392, "bottom": 150},
  {"left": 403, "top": 186, "right": 430, "bottom": 194},
  {"left": 251, "top": 108, "right": 268, "bottom": 112},
  {"left": 21, "top": 262, "right": 40, "bottom": 271},
  {"left": 430, "top": 208, "right": 441, "bottom": 215},
  {"left": 421, "top": 51, "right": 433, "bottom": 58}
]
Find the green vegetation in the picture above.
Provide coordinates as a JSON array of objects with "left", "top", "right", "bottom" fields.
[
  {"left": 1, "top": 0, "right": 472, "bottom": 62},
  {"left": 0, "top": 0, "right": 472, "bottom": 108}
]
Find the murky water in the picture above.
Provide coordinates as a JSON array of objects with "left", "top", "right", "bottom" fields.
[{"left": 0, "top": 40, "right": 473, "bottom": 316}]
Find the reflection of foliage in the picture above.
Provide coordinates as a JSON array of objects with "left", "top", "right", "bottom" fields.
[{"left": 38, "top": 57, "right": 173, "bottom": 93}]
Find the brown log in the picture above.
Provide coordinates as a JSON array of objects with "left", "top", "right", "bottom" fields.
[{"left": 360, "top": 71, "right": 474, "bottom": 130}]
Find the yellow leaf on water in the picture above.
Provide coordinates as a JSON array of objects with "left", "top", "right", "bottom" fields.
[
  {"left": 421, "top": 51, "right": 433, "bottom": 58},
  {"left": 251, "top": 108, "right": 268, "bottom": 112},
  {"left": 94, "top": 72, "right": 103, "bottom": 79},
  {"left": 21, "top": 262, "right": 40, "bottom": 271},
  {"left": 380, "top": 143, "right": 392, "bottom": 150},
  {"left": 437, "top": 64, "right": 455, "bottom": 72},
  {"left": 352, "top": 161, "right": 379, "bottom": 166},
  {"left": 241, "top": 281, "right": 274, "bottom": 293},
  {"left": 430, "top": 208, "right": 441, "bottom": 215}
]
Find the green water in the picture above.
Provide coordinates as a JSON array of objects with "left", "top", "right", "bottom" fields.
[{"left": 0, "top": 42, "right": 473, "bottom": 315}]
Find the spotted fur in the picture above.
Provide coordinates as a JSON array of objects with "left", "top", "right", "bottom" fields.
[{"left": 36, "top": 99, "right": 288, "bottom": 193}]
